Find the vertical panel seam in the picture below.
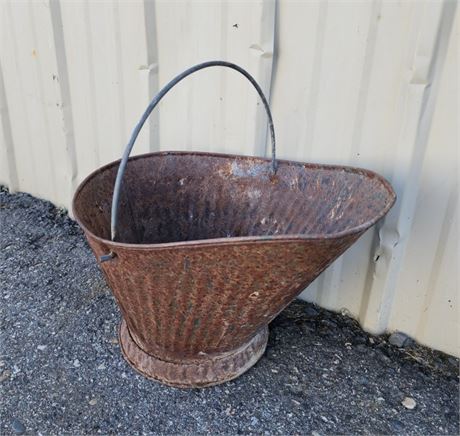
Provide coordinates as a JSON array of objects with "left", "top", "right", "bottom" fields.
[
  {"left": 143, "top": 0, "right": 160, "bottom": 152},
  {"left": 0, "top": 59, "right": 19, "bottom": 191},
  {"left": 49, "top": 0, "right": 78, "bottom": 204},
  {"left": 112, "top": 0, "right": 127, "bottom": 153},
  {"left": 83, "top": 0, "right": 100, "bottom": 167},
  {"left": 5, "top": 1, "right": 37, "bottom": 192},
  {"left": 415, "top": 183, "right": 458, "bottom": 338},
  {"left": 219, "top": 1, "right": 228, "bottom": 153},
  {"left": 349, "top": 0, "right": 382, "bottom": 159},
  {"left": 297, "top": 1, "right": 328, "bottom": 160},
  {"left": 254, "top": 0, "right": 276, "bottom": 159},
  {"left": 28, "top": 2, "right": 58, "bottom": 200}
]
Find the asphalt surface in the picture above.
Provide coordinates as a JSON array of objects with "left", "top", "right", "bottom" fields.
[{"left": 0, "top": 188, "right": 458, "bottom": 435}]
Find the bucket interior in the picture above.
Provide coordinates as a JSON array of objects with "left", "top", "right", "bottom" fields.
[{"left": 73, "top": 152, "right": 395, "bottom": 244}]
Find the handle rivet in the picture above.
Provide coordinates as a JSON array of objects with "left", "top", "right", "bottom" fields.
[{"left": 100, "top": 251, "right": 115, "bottom": 263}]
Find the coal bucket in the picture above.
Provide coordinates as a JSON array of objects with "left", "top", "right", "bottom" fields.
[{"left": 72, "top": 61, "right": 396, "bottom": 388}]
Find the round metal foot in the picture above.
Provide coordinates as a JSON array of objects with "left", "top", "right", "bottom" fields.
[{"left": 118, "top": 319, "right": 268, "bottom": 388}]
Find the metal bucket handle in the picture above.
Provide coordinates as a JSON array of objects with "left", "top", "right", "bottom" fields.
[{"left": 108, "top": 60, "right": 277, "bottom": 250}]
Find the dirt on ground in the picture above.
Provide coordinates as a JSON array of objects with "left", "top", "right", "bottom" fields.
[{"left": 0, "top": 188, "right": 458, "bottom": 435}]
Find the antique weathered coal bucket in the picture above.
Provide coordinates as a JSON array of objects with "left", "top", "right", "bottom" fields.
[{"left": 72, "top": 61, "right": 396, "bottom": 387}]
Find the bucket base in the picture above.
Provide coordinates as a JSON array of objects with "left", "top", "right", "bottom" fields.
[{"left": 119, "top": 319, "right": 268, "bottom": 388}]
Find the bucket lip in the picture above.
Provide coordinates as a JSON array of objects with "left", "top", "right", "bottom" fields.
[{"left": 72, "top": 150, "right": 397, "bottom": 249}]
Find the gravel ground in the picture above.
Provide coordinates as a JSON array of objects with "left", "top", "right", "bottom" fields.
[{"left": 0, "top": 188, "right": 458, "bottom": 435}]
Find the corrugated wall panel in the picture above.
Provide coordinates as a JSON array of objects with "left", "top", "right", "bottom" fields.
[
  {"left": 386, "top": 10, "right": 458, "bottom": 354},
  {"left": 0, "top": 0, "right": 457, "bottom": 356},
  {"left": 153, "top": 0, "right": 275, "bottom": 156},
  {"left": 271, "top": 0, "right": 458, "bottom": 356},
  {"left": 58, "top": 0, "right": 155, "bottom": 188}
]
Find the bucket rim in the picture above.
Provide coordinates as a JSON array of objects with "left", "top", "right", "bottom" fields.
[{"left": 72, "top": 150, "right": 396, "bottom": 250}]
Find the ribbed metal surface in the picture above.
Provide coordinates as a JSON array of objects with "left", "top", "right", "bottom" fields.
[
  {"left": 119, "top": 319, "right": 269, "bottom": 388},
  {"left": 0, "top": 0, "right": 457, "bottom": 357},
  {"left": 72, "top": 151, "right": 394, "bottom": 385}
]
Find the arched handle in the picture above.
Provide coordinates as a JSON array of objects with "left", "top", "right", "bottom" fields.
[{"left": 110, "top": 60, "right": 277, "bottom": 243}]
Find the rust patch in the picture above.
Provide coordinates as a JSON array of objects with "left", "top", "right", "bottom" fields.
[{"left": 72, "top": 151, "right": 396, "bottom": 387}]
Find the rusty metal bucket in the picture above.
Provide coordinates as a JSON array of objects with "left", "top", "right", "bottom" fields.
[{"left": 72, "top": 61, "right": 396, "bottom": 388}]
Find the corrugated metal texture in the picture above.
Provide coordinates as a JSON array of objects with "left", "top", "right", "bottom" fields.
[
  {"left": 0, "top": 0, "right": 457, "bottom": 356},
  {"left": 384, "top": 9, "right": 458, "bottom": 355},
  {"left": 271, "top": 0, "right": 459, "bottom": 358}
]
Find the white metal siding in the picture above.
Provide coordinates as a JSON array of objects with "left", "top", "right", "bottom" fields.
[{"left": 0, "top": 0, "right": 457, "bottom": 356}]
